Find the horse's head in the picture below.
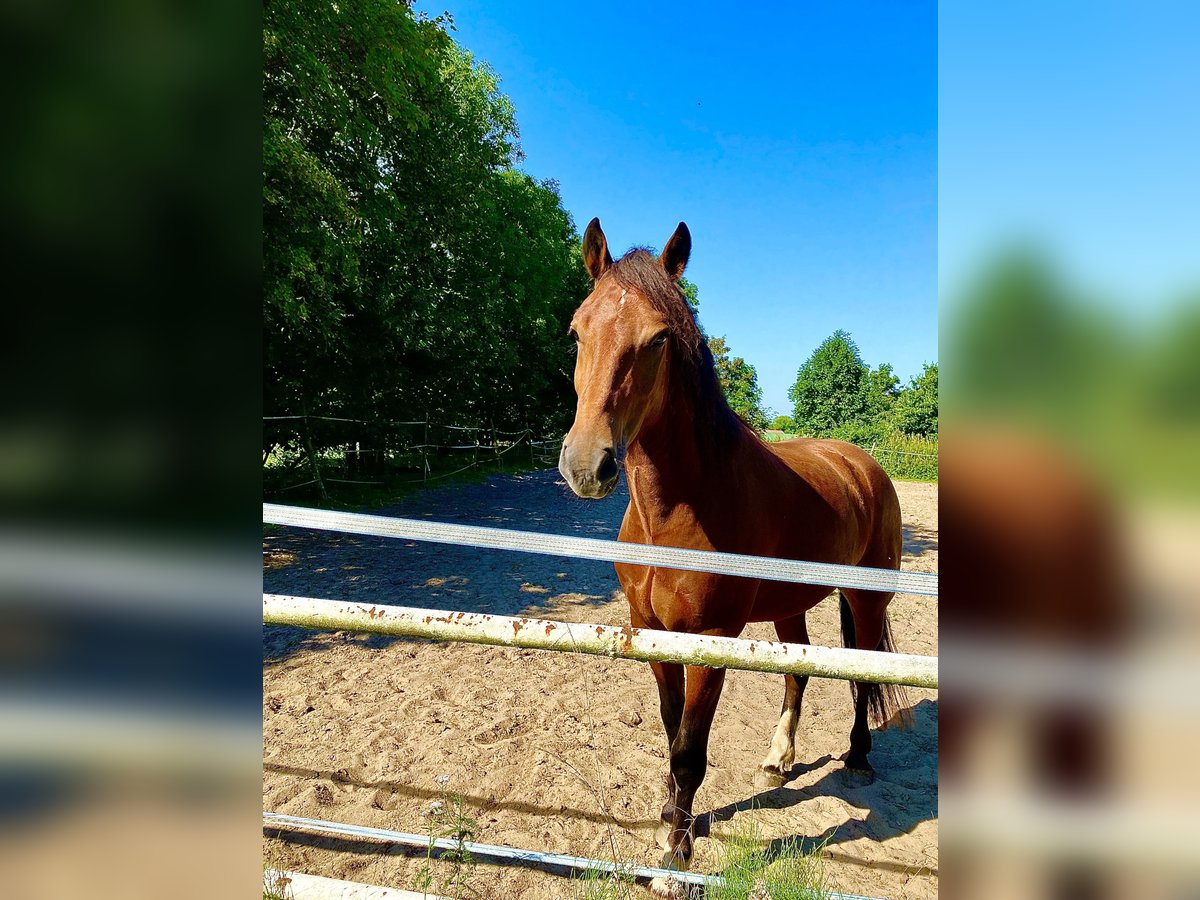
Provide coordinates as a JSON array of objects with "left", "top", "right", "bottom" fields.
[{"left": 559, "top": 217, "right": 692, "bottom": 499}]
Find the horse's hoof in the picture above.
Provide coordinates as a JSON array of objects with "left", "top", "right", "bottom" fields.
[
  {"left": 842, "top": 764, "right": 875, "bottom": 787},
  {"left": 753, "top": 766, "right": 787, "bottom": 789},
  {"left": 660, "top": 847, "right": 691, "bottom": 871},
  {"left": 648, "top": 875, "right": 689, "bottom": 899}
]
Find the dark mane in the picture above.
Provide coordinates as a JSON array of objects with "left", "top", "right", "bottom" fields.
[{"left": 606, "top": 248, "right": 751, "bottom": 455}]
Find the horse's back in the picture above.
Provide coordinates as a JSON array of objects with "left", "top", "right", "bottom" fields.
[{"left": 766, "top": 437, "right": 902, "bottom": 571}]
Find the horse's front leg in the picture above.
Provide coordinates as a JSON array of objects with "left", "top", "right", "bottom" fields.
[
  {"left": 650, "top": 663, "right": 726, "bottom": 898},
  {"left": 647, "top": 660, "right": 684, "bottom": 841}
]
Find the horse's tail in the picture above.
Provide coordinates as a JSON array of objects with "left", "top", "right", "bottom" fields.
[{"left": 839, "top": 591, "right": 911, "bottom": 729}]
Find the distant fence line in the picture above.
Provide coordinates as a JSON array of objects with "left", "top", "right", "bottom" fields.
[
  {"left": 866, "top": 446, "right": 939, "bottom": 459},
  {"left": 264, "top": 415, "right": 563, "bottom": 497},
  {"left": 264, "top": 416, "right": 936, "bottom": 499}
]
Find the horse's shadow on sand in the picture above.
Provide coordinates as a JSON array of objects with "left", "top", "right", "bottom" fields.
[
  {"left": 697, "top": 698, "right": 938, "bottom": 871},
  {"left": 902, "top": 524, "right": 939, "bottom": 558}
]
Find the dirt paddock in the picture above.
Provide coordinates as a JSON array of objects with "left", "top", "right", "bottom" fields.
[{"left": 263, "top": 470, "right": 938, "bottom": 898}]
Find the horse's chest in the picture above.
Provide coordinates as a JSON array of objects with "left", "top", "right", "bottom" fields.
[
  {"left": 616, "top": 494, "right": 752, "bottom": 633},
  {"left": 615, "top": 549, "right": 747, "bottom": 634}
]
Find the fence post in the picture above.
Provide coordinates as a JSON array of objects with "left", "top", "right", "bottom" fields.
[{"left": 299, "top": 411, "right": 329, "bottom": 504}]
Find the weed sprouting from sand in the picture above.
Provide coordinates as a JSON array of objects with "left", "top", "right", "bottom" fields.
[
  {"left": 262, "top": 867, "right": 295, "bottom": 900},
  {"left": 563, "top": 816, "right": 831, "bottom": 900},
  {"left": 416, "top": 776, "right": 481, "bottom": 899},
  {"left": 263, "top": 837, "right": 296, "bottom": 900}
]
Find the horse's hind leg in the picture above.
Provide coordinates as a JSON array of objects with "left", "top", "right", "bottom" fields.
[
  {"left": 756, "top": 614, "right": 810, "bottom": 787},
  {"left": 840, "top": 588, "right": 899, "bottom": 782}
]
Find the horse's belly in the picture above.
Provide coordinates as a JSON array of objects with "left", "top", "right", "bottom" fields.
[{"left": 748, "top": 580, "right": 835, "bottom": 623}]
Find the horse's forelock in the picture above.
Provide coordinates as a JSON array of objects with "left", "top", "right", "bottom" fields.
[
  {"left": 608, "top": 249, "right": 704, "bottom": 362},
  {"left": 606, "top": 248, "right": 746, "bottom": 455}
]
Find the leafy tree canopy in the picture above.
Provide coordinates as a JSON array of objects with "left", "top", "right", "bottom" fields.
[
  {"left": 892, "top": 362, "right": 938, "bottom": 437},
  {"left": 709, "top": 335, "right": 768, "bottom": 431},
  {"left": 264, "top": 0, "right": 590, "bottom": 464},
  {"left": 788, "top": 330, "right": 869, "bottom": 435}
]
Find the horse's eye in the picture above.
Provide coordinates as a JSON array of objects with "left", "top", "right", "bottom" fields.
[{"left": 650, "top": 332, "right": 669, "bottom": 348}]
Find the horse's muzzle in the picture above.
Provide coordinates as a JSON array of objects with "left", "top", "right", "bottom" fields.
[{"left": 558, "top": 441, "right": 619, "bottom": 499}]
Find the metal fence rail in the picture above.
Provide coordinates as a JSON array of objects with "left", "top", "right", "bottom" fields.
[
  {"left": 264, "top": 813, "right": 882, "bottom": 900},
  {"left": 263, "top": 504, "right": 939, "bottom": 597}
]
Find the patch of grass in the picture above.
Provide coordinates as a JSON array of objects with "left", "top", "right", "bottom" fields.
[
  {"left": 263, "top": 834, "right": 296, "bottom": 899},
  {"left": 569, "top": 863, "right": 639, "bottom": 900},
  {"left": 562, "top": 818, "right": 830, "bottom": 900},
  {"left": 868, "top": 432, "right": 938, "bottom": 482},
  {"left": 705, "top": 819, "right": 829, "bottom": 900},
  {"left": 262, "top": 866, "right": 294, "bottom": 900}
]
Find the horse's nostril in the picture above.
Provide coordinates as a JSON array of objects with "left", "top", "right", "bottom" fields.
[{"left": 597, "top": 448, "right": 619, "bottom": 483}]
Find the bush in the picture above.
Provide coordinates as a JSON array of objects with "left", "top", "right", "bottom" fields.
[
  {"left": 868, "top": 431, "right": 938, "bottom": 481},
  {"left": 757, "top": 428, "right": 937, "bottom": 481}
]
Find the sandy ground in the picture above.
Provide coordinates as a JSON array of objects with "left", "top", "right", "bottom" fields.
[{"left": 263, "top": 470, "right": 938, "bottom": 898}]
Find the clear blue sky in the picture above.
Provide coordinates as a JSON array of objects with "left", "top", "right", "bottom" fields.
[
  {"left": 414, "top": 1, "right": 937, "bottom": 416},
  {"left": 939, "top": 2, "right": 1200, "bottom": 313}
]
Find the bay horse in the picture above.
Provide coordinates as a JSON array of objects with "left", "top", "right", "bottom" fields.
[{"left": 558, "top": 218, "right": 909, "bottom": 891}]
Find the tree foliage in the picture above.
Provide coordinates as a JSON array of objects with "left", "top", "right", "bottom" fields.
[
  {"left": 892, "top": 363, "right": 938, "bottom": 437},
  {"left": 863, "top": 363, "right": 901, "bottom": 422},
  {"left": 708, "top": 335, "right": 768, "bottom": 430},
  {"left": 263, "top": 0, "right": 590, "bottom": 466},
  {"left": 787, "top": 330, "right": 936, "bottom": 442},
  {"left": 788, "top": 330, "right": 869, "bottom": 435},
  {"left": 770, "top": 414, "right": 796, "bottom": 432},
  {"left": 678, "top": 276, "right": 701, "bottom": 315}
]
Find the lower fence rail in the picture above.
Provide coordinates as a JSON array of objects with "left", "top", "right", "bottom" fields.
[
  {"left": 263, "top": 813, "right": 882, "bottom": 900},
  {"left": 264, "top": 595, "right": 938, "bottom": 689}
]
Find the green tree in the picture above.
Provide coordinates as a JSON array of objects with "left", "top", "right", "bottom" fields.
[
  {"left": 770, "top": 414, "right": 796, "bottom": 433},
  {"left": 678, "top": 275, "right": 700, "bottom": 313},
  {"left": 263, "top": 0, "right": 588, "bottom": 475},
  {"left": 864, "top": 363, "right": 901, "bottom": 421},
  {"left": 788, "top": 330, "right": 869, "bottom": 436},
  {"left": 892, "top": 362, "right": 938, "bottom": 437},
  {"left": 708, "top": 335, "right": 768, "bottom": 430}
]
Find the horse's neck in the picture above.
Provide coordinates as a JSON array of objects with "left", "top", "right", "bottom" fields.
[
  {"left": 625, "top": 419, "right": 704, "bottom": 505},
  {"left": 623, "top": 390, "right": 756, "bottom": 538}
]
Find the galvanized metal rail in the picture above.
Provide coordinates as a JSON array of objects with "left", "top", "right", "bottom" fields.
[
  {"left": 263, "top": 813, "right": 882, "bottom": 900},
  {"left": 263, "top": 503, "right": 939, "bottom": 597}
]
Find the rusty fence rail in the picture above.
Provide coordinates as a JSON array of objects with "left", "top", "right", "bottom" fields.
[{"left": 264, "top": 594, "right": 938, "bottom": 688}]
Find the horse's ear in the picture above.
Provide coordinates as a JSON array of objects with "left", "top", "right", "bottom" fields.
[
  {"left": 660, "top": 222, "right": 691, "bottom": 281},
  {"left": 582, "top": 217, "right": 613, "bottom": 281}
]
